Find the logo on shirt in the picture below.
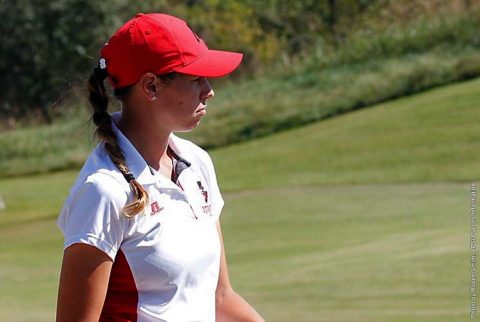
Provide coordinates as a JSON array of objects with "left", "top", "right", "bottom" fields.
[
  {"left": 150, "top": 201, "right": 164, "bottom": 215},
  {"left": 202, "top": 204, "right": 212, "bottom": 215},
  {"left": 197, "top": 181, "right": 208, "bottom": 203}
]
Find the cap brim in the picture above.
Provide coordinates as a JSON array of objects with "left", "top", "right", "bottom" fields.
[{"left": 175, "top": 50, "right": 243, "bottom": 78}]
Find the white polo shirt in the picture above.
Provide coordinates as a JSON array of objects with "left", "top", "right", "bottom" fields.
[{"left": 57, "top": 112, "right": 224, "bottom": 322}]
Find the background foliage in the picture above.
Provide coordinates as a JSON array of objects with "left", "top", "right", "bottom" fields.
[
  {"left": 1, "top": 0, "right": 480, "bottom": 178},
  {"left": 2, "top": 0, "right": 478, "bottom": 126}
]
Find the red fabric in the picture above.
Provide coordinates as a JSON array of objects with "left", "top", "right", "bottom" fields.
[
  {"left": 100, "top": 249, "right": 138, "bottom": 322},
  {"left": 101, "top": 13, "right": 243, "bottom": 88}
]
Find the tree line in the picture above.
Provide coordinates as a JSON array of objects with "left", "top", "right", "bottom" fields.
[{"left": 0, "top": 0, "right": 475, "bottom": 125}]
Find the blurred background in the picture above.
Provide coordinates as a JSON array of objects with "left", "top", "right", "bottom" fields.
[{"left": 1, "top": 0, "right": 480, "bottom": 321}]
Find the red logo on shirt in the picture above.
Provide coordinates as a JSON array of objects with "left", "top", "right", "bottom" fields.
[{"left": 150, "top": 201, "right": 163, "bottom": 215}]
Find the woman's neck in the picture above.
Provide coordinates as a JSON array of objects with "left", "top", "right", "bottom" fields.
[{"left": 117, "top": 112, "right": 172, "bottom": 172}]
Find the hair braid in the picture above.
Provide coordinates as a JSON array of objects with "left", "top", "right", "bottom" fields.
[{"left": 87, "top": 66, "right": 148, "bottom": 217}]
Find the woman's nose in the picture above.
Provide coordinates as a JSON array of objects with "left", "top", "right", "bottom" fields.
[
  {"left": 201, "top": 79, "right": 214, "bottom": 100},
  {"left": 205, "top": 88, "right": 215, "bottom": 100}
]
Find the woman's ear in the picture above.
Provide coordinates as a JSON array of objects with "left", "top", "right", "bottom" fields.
[{"left": 139, "top": 73, "right": 160, "bottom": 102}]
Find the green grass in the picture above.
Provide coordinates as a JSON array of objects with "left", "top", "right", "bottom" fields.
[
  {"left": 0, "top": 171, "right": 76, "bottom": 321},
  {"left": 189, "top": 47, "right": 480, "bottom": 148},
  {"left": 0, "top": 78, "right": 479, "bottom": 321},
  {"left": 1, "top": 48, "right": 480, "bottom": 178},
  {"left": 222, "top": 183, "right": 470, "bottom": 322},
  {"left": 2, "top": 7, "right": 480, "bottom": 179},
  {"left": 0, "top": 181, "right": 472, "bottom": 321},
  {"left": 212, "top": 77, "right": 480, "bottom": 190}
]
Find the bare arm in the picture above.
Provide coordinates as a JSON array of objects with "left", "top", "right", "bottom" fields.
[
  {"left": 215, "top": 221, "right": 265, "bottom": 322},
  {"left": 56, "top": 243, "right": 113, "bottom": 322}
]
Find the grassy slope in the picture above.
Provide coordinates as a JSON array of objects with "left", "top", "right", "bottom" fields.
[
  {"left": 185, "top": 48, "right": 480, "bottom": 148},
  {"left": 1, "top": 48, "right": 480, "bottom": 179},
  {"left": 0, "top": 78, "right": 478, "bottom": 321},
  {"left": 212, "top": 77, "right": 480, "bottom": 190}
]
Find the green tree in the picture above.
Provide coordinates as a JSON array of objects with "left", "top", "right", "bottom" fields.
[{"left": 0, "top": 0, "right": 112, "bottom": 123}]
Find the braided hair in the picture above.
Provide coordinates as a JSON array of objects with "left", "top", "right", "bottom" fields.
[{"left": 87, "top": 64, "right": 148, "bottom": 217}]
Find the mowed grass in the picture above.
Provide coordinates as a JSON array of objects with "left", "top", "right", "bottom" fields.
[
  {"left": 222, "top": 183, "right": 470, "bottom": 322},
  {"left": 212, "top": 77, "right": 480, "bottom": 190},
  {"left": 0, "top": 181, "right": 471, "bottom": 322},
  {"left": 0, "top": 78, "right": 479, "bottom": 321}
]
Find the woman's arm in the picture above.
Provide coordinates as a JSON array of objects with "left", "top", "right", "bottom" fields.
[
  {"left": 56, "top": 243, "right": 113, "bottom": 322},
  {"left": 215, "top": 221, "right": 265, "bottom": 322}
]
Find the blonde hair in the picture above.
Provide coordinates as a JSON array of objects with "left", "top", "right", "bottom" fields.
[{"left": 87, "top": 66, "right": 148, "bottom": 217}]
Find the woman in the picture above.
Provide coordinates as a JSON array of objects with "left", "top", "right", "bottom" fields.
[{"left": 56, "top": 13, "right": 264, "bottom": 322}]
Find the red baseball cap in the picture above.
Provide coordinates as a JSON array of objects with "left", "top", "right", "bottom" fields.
[{"left": 100, "top": 13, "right": 243, "bottom": 88}]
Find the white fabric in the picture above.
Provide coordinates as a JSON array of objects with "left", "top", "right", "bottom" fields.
[{"left": 57, "top": 112, "right": 224, "bottom": 321}]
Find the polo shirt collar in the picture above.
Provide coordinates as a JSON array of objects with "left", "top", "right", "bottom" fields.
[{"left": 110, "top": 112, "right": 189, "bottom": 186}]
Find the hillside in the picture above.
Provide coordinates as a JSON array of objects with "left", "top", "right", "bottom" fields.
[
  {"left": 212, "top": 77, "right": 480, "bottom": 190},
  {"left": 1, "top": 3, "right": 479, "bottom": 178}
]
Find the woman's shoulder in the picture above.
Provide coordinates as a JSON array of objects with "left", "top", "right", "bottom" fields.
[{"left": 69, "top": 144, "right": 130, "bottom": 199}]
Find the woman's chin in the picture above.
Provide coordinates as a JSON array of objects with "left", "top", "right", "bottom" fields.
[{"left": 175, "top": 121, "right": 201, "bottom": 133}]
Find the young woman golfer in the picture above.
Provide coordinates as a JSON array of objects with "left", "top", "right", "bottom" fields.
[{"left": 56, "top": 13, "right": 264, "bottom": 322}]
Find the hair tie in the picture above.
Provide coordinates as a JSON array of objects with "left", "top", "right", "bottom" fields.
[
  {"left": 124, "top": 172, "right": 135, "bottom": 183},
  {"left": 94, "top": 58, "right": 108, "bottom": 80},
  {"left": 99, "top": 58, "right": 107, "bottom": 69}
]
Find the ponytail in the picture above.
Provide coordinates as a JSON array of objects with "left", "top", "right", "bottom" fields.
[{"left": 87, "top": 65, "right": 148, "bottom": 217}]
